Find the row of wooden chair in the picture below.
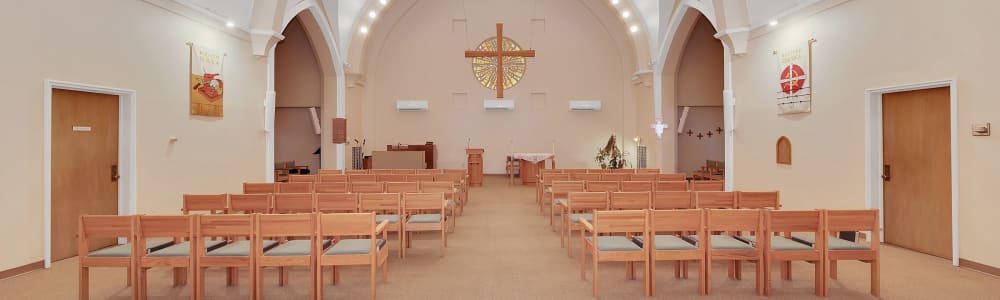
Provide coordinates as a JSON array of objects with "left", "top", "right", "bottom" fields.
[
  {"left": 183, "top": 192, "right": 454, "bottom": 258},
  {"left": 539, "top": 180, "right": 724, "bottom": 213},
  {"left": 540, "top": 172, "right": 688, "bottom": 182},
  {"left": 289, "top": 173, "right": 466, "bottom": 184},
  {"left": 538, "top": 168, "right": 664, "bottom": 174},
  {"left": 318, "top": 169, "right": 466, "bottom": 175},
  {"left": 576, "top": 209, "right": 879, "bottom": 298},
  {"left": 79, "top": 212, "right": 406, "bottom": 300},
  {"left": 240, "top": 181, "right": 467, "bottom": 217},
  {"left": 557, "top": 191, "right": 779, "bottom": 256}
]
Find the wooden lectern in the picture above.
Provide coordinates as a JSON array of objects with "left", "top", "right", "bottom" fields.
[{"left": 466, "top": 148, "right": 484, "bottom": 186}]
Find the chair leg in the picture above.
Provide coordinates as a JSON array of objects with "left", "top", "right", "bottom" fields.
[
  {"left": 782, "top": 261, "right": 792, "bottom": 280},
  {"left": 830, "top": 260, "right": 838, "bottom": 279},
  {"left": 682, "top": 260, "right": 689, "bottom": 279},
  {"left": 227, "top": 267, "right": 237, "bottom": 286},
  {"left": 871, "top": 259, "right": 880, "bottom": 297},
  {"left": 254, "top": 267, "right": 262, "bottom": 300},
  {"left": 173, "top": 267, "right": 186, "bottom": 286},
  {"left": 592, "top": 254, "right": 599, "bottom": 297},
  {"left": 139, "top": 268, "right": 149, "bottom": 300},
  {"left": 79, "top": 266, "right": 89, "bottom": 300},
  {"left": 705, "top": 257, "right": 712, "bottom": 295},
  {"left": 382, "top": 259, "right": 388, "bottom": 281},
  {"left": 441, "top": 229, "right": 447, "bottom": 257},
  {"left": 755, "top": 259, "right": 764, "bottom": 296},
  {"left": 765, "top": 259, "right": 773, "bottom": 296},
  {"left": 196, "top": 267, "right": 205, "bottom": 300},
  {"left": 814, "top": 259, "right": 823, "bottom": 296},
  {"left": 699, "top": 259, "right": 707, "bottom": 295},
  {"left": 126, "top": 267, "right": 132, "bottom": 287},
  {"left": 735, "top": 260, "right": 743, "bottom": 280},
  {"left": 580, "top": 246, "right": 587, "bottom": 280},
  {"left": 370, "top": 264, "right": 377, "bottom": 300},
  {"left": 649, "top": 260, "right": 657, "bottom": 297}
]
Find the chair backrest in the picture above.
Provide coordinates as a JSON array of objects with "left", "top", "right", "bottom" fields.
[
  {"left": 563, "top": 168, "right": 588, "bottom": 174},
  {"left": 629, "top": 173, "right": 657, "bottom": 181},
  {"left": 690, "top": 180, "right": 724, "bottom": 191},
  {"left": 657, "top": 173, "right": 687, "bottom": 181},
  {"left": 314, "top": 182, "right": 349, "bottom": 193},
  {"left": 650, "top": 209, "right": 703, "bottom": 233},
  {"left": 767, "top": 210, "right": 822, "bottom": 236},
  {"left": 376, "top": 174, "right": 407, "bottom": 182},
  {"left": 551, "top": 181, "right": 586, "bottom": 198},
  {"left": 257, "top": 213, "right": 314, "bottom": 239},
  {"left": 443, "top": 169, "right": 466, "bottom": 175},
  {"left": 350, "top": 181, "right": 385, "bottom": 193},
  {"left": 652, "top": 191, "right": 694, "bottom": 209},
  {"left": 586, "top": 181, "right": 620, "bottom": 192},
  {"left": 600, "top": 173, "right": 631, "bottom": 181},
  {"left": 593, "top": 210, "right": 646, "bottom": 234},
  {"left": 610, "top": 168, "right": 636, "bottom": 174},
  {"left": 414, "top": 169, "right": 442, "bottom": 175},
  {"left": 738, "top": 191, "right": 781, "bottom": 209},
  {"left": 587, "top": 169, "right": 611, "bottom": 173},
  {"left": 228, "top": 194, "right": 272, "bottom": 213},
  {"left": 403, "top": 192, "right": 445, "bottom": 213},
  {"left": 289, "top": 175, "right": 317, "bottom": 183},
  {"left": 610, "top": 192, "right": 650, "bottom": 210},
  {"left": 273, "top": 193, "right": 315, "bottom": 213},
  {"left": 385, "top": 182, "right": 420, "bottom": 193},
  {"left": 636, "top": 168, "right": 660, "bottom": 174},
  {"left": 621, "top": 181, "right": 654, "bottom": 192},
  {"left": 434, "top": 173, "right": 463, "bottom": 183},
  {"left": 243, "top": 182, "right": 277, "bottom": 194},
  {"left": 316, "top": 193, "right": 358, "bottom": 213},
  {"left": 655, "top": 181, "right": 688, "bottom": 192},
  {"left": 420, "top": 182, "right": 455, "bottom": 199},
  {"left": 196, "top": 214, "right": 253, "bottom": 245},
  {"left": 349, "top": 174, "right": 377, "bottom": 182},
  {"left": 278, "top": 182, "right": 314, "bottom": 193},
  {"left": 406, "top": 174, "right": 435, "bottom": 182},
  {"left": 706, "top": 209, "right": 763, "bottom": 235},
  {"left": 540, "top": 169, "right": 563, "bottom": 174},
  {"left": 541, "top": 173, "right": 571, "bottom": 182},
  {"left": 567, "top": 192, "right": 609, "bottom": 213},
  {"left": 358, "top": 193, "right": 401, "bottom": 215},
  {"left": 79, "top": 215, "right": 134, "bottom": 256},
  {"left": 826, "top": 209, "right": 879, "bottom": 236},
  {"left": 371, "top": 169, "right": 394, "bottom": 175},
  {"left": 319, "top": 174, "right": 348, "bottom": 182},
  {"left": 695, "top": 191, "right": 737, "bottom": 209},
  {"left": 319, "top": 212, "right": 377, "bottom": 237},
  {"left": 138, "top": 215, "right": 193, "bottom": 242},
  {"left": 182, "top": 194, "right": 228, "bottom": 214},
  {"left": 318, "top": 169, "right": 343, "bottom": 175},
  {"left": 391, "top": 169, "right": 416, "bottom": 174},
  {"left": 572, "top": 173, "right": 602, "bottom": 181},
  {"left": 344, "top": 169, "right": 370, "bottom": 175}
]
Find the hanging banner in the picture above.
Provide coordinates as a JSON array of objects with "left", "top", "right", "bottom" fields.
[
  {"left": 774, "top": 39, "right": 814, "bottom": 115},
  {"left": 189, "top": 43, "right": 226, "bottom": 117}
]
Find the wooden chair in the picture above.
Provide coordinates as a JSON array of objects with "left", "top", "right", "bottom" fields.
[
  {"left": 586, "top": 181, "right": 620, "bottom": 193},
  {"left": 344, "top": 169, "right": 370, "bottom": 175},
  {"left": 690, "top": 180, "right": 724, "bottom": 191},
  {"left": 434, "top": 173, "right": 468, "bottom": 207},
  {"left": 194, "top": 214, "right": 261, "bottom": 298},
  {"left": 610, "top": 168, "right": 636, "bottom": 174},
  {"left": 390, "top": 169, "right": 416, "bottom": 174},
  {"left": 349, "top": 174, "right": 377, "bottom": 182},
  {"left": 654, "top": 181, "right": 688, "bottom": 192},
  {"left": 600, "top": 173, "right": 631, "bottom": 182},
  {"left": 78, "top": 215, "right": 139, "bottom": 300},
  {"left": 652, "top": 191, "right": 694, "bottom": 209},
  {"left": 572, "top": 173, "right": 602, "bottom": 181},
  {"left": 273, "top": 193, "right": 315, "bottom": 213},
  {"left": 629, "top": 173, "right": 657, "bottom": 181},
  {"left": 359, "top": 193, "right": 404, "bottom": 258},
  {"left": 549, "top": 181, "right": 586, "bottom": 231},
  {"left": 738, "top": 191, "right": 781, "bottom": 209},
  {"left": 255, "top": 214, "right": 317, "bottom": 299},
  {"left": 385, "top": 181, "right": 420, "bottom": 193},
  {"left": 243, "top": 183, "right": 277, "bottom": 194},
  {"left": 420, "top": 181, "right": 460, "bottom": 230},
  {"left": 316, "top": 213, "right": 390, "bottom": 299},
  {"left": 413, "top": 169, "right": 442, "bottom": 175},
  {"left": 371, "top": 169, "right": 394, "bottom": 175},
  {"left": 318, "top": 169, "right": 343, "bottom": 175},
  {"left": 587, "top": 169, "right": 611, "bottom": 173},
  {"left": 350, "top": 181, "right": 385, "bottom": 193},
  {"left": 579, "top": 210, "right": 649, "bottom": 297},
  {"left": 563, "top": 168, "right": 588, "bottom": 174},
  {"left": 289, "top": 175, "right": 318, "bottom": 183},
  {"left": 228, "top": 194, "right": 272, "bottom": 214},
  {"left": 801, "top": 209, "right": 880, "bottom": 297},
  {"left": 621, "top": 181, "right": 654, "bottom": 192},
  {"left": 646, "top": 209, "right": 706, "bottom": 296},
  {"left": 376, "top": 174, "right": 407, "bottom": 182},
  {"left": 540, "top": 169, "right": 563, "bottom": 174},
  {"left": 762, "top": 210, "right": 826, "bottom": 296},
  {"left": 609, "top": 192, "right": 651, "bottom": 210},
  {"left": 563, "top": 192, "right": 609, "bottom": 257},
  {"left": 636, "top": 168, "right": 660, "bottom": 174},
  {"left": 316, "top": 193, "right": 358, "bottom": 213},
  {"left": 704, "top": 209, "right": 765, "bottom": 295},
  {"left": 182, "top": 194, "right": 228, "bottom": 215},
  {"left": 406, "top": 174, "right": 434, "bottom": 182},
  {"left": 695, "top": 191, "right": 737, "bottom": 209},
  {"left": 314, "top": 181, "right": 349, "bottom": 193},
  {"left": 277, "top": 182, "right": 313, "bottom": 193},
  {"left": 136, "top": 215, "right": 197, "bottom": 299},
  {"left": 538, "top": 173, "right": 570, "bottom": 212},
  {"left": 657, "top": 173, "right": 687, "bottom": 181},
  {"left": 319, "top": 174, "right": 348, "bottom": 182},
  {"left": 402, "top": 192, "right": 447, "bottom": 257}
]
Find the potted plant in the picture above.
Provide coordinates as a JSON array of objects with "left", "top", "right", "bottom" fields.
[{"left": 595, "top": 134, "right": 628, "bottom": 169}]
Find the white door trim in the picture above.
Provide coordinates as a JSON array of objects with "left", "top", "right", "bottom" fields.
[
  {"left": 864, "top": 79, "right": 958, "bottom": 266},
  {"left": 43, "top": 80, "right": 137, "bottom": 268}
]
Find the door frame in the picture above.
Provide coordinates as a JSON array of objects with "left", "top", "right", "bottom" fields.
[
  {"left": 865, "top": 79, "right": 958, "bottom": 266},
  {"left": 43, "top": 80, "right": 137, "bottom": 268}
]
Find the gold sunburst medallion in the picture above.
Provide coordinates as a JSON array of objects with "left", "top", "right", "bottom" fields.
[{"left": 470, "top": 37, "right": 527, "bottom": 91}]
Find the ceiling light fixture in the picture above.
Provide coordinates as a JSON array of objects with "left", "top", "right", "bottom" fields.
[
  {"left": 369, "top": 11, "right": 377, "bottom": 19},
  {"left": 360, "top": 26, "right": 369, "bottom": 34},
  {"left": 630, "top": 25, "right": 639, "bottom": 33},
  {"left": 225, "top": 20, "right": 235, "bottom": 28},
  {"left": 380, "top": 0, "right": 388, "bottom": 4},
  {"left": 611, "top": 0, "right": 619, "bottom": 5},
  {"left": 769, "top": 20, "right": 778, "bottom": 26},
  {"left": 622, "top": 11, "right": 631, "bottom": 19}
]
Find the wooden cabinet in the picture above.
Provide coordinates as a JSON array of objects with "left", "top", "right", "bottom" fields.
[
  {"left": 466, "top": 148, "right": 484, "bottom": 186},
  {"left": 387, "top": 143, "right": 437, "bottom": 169}
]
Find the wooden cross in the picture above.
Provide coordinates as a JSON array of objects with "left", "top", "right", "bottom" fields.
[{"left": 464, "top": 23, "right": 536, "bottom": 99}]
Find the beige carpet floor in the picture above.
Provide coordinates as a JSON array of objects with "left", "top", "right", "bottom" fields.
[{"left": 2, "top": 175, "right": 998, "bottom": 299}]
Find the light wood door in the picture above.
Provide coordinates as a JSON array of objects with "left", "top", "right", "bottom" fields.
[
  {"left": 52, "top": 89, "right": 120, "bottom": 261},
  {"left": 882, "top": 87, "right": 951, "bottom": 259}
]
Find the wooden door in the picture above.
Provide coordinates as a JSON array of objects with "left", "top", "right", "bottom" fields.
[
  {"left": 882, "top": 87, "right": 951, "bottom": 259},
  {"left": 52, "top": 89, "right": 120, "bottom": 261}
]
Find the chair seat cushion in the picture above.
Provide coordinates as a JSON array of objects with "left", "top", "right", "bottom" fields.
[
  {"left": 90, "top": 240, "right": 174, "bottom": 257},
  {"left": 375, "top": 214, "right": 399, "bottom": 224},
  {"left": 324, "top": 239, "right": 386, "bottom": 255},
  {"left": 208, "top": 240, "right": 280, "bottom": 256},
  {"left": 792, "top": 235, "right": 869, "bottom": 250},
  {"left": 768, "top": 236, "right": 813, "bottom": 251},
  {"left": 264, "top": 240, "right": 331, "bottom": 256},
  {"left": 634, "top": 235, "right": 697, "bottom": 250},
  {"left": 555, "top": 198, "right": 567, "bottom": 206},
  {"left": 544, "top": 187, "right": 553, "bottom": 194},
  {"left": 686, "top": 235, "right": 754, "bottom": 250},
  {"left": 148, "top": 239, "right": 227, "bottom": 257},
  {"left": 408, "top": 214, "right": 442, "bottom": 223},
  {"left": 585, "top": 236, "right": 642, "bottom": 251},
  {"left": 569, "top": 213, "right": 592, "bottom": 223}
]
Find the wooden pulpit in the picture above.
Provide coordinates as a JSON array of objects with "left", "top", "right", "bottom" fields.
[{"left": 466, "top": 148, "right": 484, "bottom": 186}]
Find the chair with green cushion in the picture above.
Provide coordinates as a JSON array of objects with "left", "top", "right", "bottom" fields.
[
  {"left": 228, "top": 193, "right": 272, "bottom": 214},
  {"left": 136, "top": 215, "right": 197, "bottom": 299},
  {"left": 704, "top": 209, "right": 765, "bottom": 296},
  {"left": 255, "top": 213, "right": 318, "bottom": 299},
  {"left": 359, "top": 193, "right": 404, "bottom": 258},
  {"left": 763, "top": 210, "right": 826, "bottom": 296},
  {"left": 643, "top": 209, "right": 706, "bottom": 296},
  {"left": 194, "top": 214, "right": 258, "bottom": 298},
  {"left": 537, "top": 173, "right": 570, "bottom": 213},
  {"left": 317, "top": 212, "right": 390, "bottom": 299},
  {"left": 579, "top": 210, "right": 649, "bottom": 297},
  {"left": 420, "top": 181, "right": 460, "bottom": 232},
  {"left": 78, "top": 215, "right": 139, "bottom": 300},
  {"left": 549, "top": 180, "right": 585, "bottom": 234},
  {"left": 402, "top": 192, "right": 447, "bottom": 257},
  {"left": 817, "top": 209, "right": 880, "bottom": 297},
  {"left": 563, "top": 192, "right": 609, "bottom": 257}
]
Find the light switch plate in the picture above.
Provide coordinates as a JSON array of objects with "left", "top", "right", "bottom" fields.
[{"left": 972, "top": 122, "right": 990, "bottom": 136}]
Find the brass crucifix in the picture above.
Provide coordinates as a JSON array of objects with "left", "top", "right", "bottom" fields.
[{"left": 464, "top": 23, "right": 536, "bottom": 99}]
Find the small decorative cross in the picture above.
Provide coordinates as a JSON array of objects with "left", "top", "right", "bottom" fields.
[{"left": 651, "top": 118, "right": 669, "bottom": 139}]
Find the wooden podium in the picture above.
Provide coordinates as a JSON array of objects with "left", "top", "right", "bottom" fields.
[
  {"left": 387, "top": 143, "right": 437, "bottom": 169},
  {"left": 466, "top": 148, "right": 484, "bottom": 186}
]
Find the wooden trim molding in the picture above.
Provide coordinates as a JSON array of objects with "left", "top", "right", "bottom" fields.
[
  {"left": 959, "top": 259, "right": 1000, "bottom": 277},
  {"left": 0, "top": 260, "right": 44, "bottom": 280}
]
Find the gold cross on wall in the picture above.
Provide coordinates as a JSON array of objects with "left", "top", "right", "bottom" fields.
[{"left": 464, "top": 23, "right": 536, "bottom": 99}]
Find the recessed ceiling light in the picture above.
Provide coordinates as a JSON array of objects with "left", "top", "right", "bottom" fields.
[
  {"left": 380, "top": 0, "right": 388, "bottom": 4},
  {"left": 769, "top": 20, "right": 778, "bottom": 26},
  {"left": 629, "top": 25, "right": 639, "bottom": 33},
  {"left": 360, "top": 26, "right": 369, "bottom": 34},
  {"left": 225, "top": 20, "right": 235, "bottom": 28},
  {"left": 611, "top": 0, "right": 619, "bottom": 5},
  {"left": 622, "top": 11, "right": 631, "bottom": 19},
  {"left": 369, "top": 11, "right": 377, "bottom": 19}
]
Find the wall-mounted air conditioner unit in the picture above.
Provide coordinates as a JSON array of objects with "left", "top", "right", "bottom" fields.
[
  {"left": 484, "top": 99, "right": 515, "bottom": 111},
  {"left": 569, "top": 100, "right": 602, "bottom": 111},
  {"left": 396, "top": 100, "right": 429, "bottom": 111}
]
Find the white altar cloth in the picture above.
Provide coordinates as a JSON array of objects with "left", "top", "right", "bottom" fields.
[{"left": 512, "top": 153, "right": 554, "bottom": 163}]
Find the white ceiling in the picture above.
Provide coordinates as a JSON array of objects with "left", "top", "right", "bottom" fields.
[
  {"left": 181, "top": 0, "right": 252, "bottom": 28},
  {"left": 747, "top": 0, "right": 816, "bottom": 28}
]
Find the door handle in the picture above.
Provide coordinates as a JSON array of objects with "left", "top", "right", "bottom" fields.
[
  {"left": 111, "top": 165, "right": 120, "bottom": 182},
  {"left": 882, "top": 164, "right": 891, "bottom": 182}
]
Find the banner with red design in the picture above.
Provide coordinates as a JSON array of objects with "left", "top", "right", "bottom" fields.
[
  {"left": 189, "top": 43, "right": 226, "bottom": 117},
  {"left": 775, "top": 40, "right": 813, "bottom": 115}
]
